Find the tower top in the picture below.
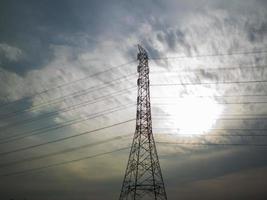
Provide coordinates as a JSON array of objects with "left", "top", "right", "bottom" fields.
[
  {"left": 137, "top": 44, "right": 147, "bottom": 54},
  {"left": 137, "top": 44, "right": 148, "bottom": 60}
]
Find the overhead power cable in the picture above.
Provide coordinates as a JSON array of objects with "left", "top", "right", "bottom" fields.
[
  {"left": 3, "top": 138, "right": 267, "bottom": 177},
  {"left": 155, "top": 133, "right": 267, "bottom": 137},
  {"left": 0, "top": 60, "right": 136, "bottom": 109},
  {"left": 154, "top": 113, "right": 267, "bottom": 117},
  {"left": 1, "top": 80, "right": 267, "bottom": 131},
  {"left": 150, "top": 64, "right": 267, "bottom": 74},
  {"left": 150, "top": 49, "right": 267, "bottom": 60},
  {"left": 153, "top": 128, "right": 267, "bottom": 131},
  {"left": 0, "top": 72, "right": 137, "bottom": 119},
  {"left": 157, "top": 141, "right": 267, "bottom": 147},
  {"left": 1, "top": 48, "right": 266, "bottom": 110},
  {"left": 1, "top": 63, "right": 266, "bottom": 117},
  {"left": 1, "top": 146, "right": 131, "bottom": 177},
  {"left": 0, "top": 134, "right": 132, "bottom": 169},
  {"left": 151, "top": 79, "right": 267, "bottom": 87},
  {"left": 1, "top": 100, "right": 266, "bottom": 143},
  {"left": 151, "top": 94, "right": 267, "bottom": 98},
  {"left": 0, "top": 118, "right": 135, "bottom": 157},
  {"left": 0, "top": 85, "right": 136, "bottom": 130},
  {"left": 1, "top": 97, "right": 266, "bottom": 143},
  {"left": 154, "top": 116, "right": 267, "bottom": 120},
  {"left": 1, "top": 111, "right": 266, "bottom": 145},
  {"left": 0, "top": 104, "right": 135, "bottom": 144},
  {"left": 2, "top": 131, "right": 267, "bottom": 169},
  {"left": 153, "top": 101, "right": 267, "bottom": 106}
]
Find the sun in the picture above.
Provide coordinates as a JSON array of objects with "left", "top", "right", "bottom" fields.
[{"left": 162, "top": 90, "right": 224, "bottom": 136}]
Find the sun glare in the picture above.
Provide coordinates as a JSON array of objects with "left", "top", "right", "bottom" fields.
[{"left": 163, "top": 94, "right": 224, "bottom": 136}]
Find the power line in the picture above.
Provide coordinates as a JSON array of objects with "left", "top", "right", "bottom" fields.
[
  {"left": 154, "top": 127, "right": 267, "bottom": 131},
  {"left": 151, "top": 79, "right": 267, "bottom": 87},
  {"left": 157, "top": 141, "right": 267, "bottom": 147},
  {"left": 1, "top": 100, "right": 266, "bottom": 143},
  {"left": 155, "top": 113, "right": 267, "bottom": 117},
  {"left": 1, "top": 89, "right": 266, "bottom": 132},
  {"left": 1, "top": 146, "right": 131, "bottom": 177},
  {"left": 1, "top": 48, "right": 266, "bottom": 110},
  {"left": 2, "top": 99, "right": 266, "bottom": 144},
  {"left": 2, "top": 94, "right": 266, "bottom": 139},
  {"left": 2, "top": 48, "right": 267, "bottom": 179},
  {"left": 3, "top": 139, "right": 267, "bottom": 177},
  {"left": 1, "top": 49, "right": 266, "bottom": 111},
  {"left": 154, "top": 101, "right": 267, "bottom": 105},
  {"left": 0, "top": 104, "right": 135, "bottom": 144},
  {"left": 154, "top": 116, "right": 267, "bottom": 120},
  {"left": 4, "top": 130, "right": 267, "bottom": 169},
  {"left": 0, "top": 134, "right": 132, "bottom": 169},
  {"left": 2, "top": 88, "right": 266, "bottom": 132},
  {"left": 0, "top": 60, "right": 136, "bottom": 109},
  {"left": 0, "top": 72, "right": 137, "bottom": 119},
  {"left": 2, "top": 131, "right": 267, "bottom": 169},
  {"left": 0, "top": 63, "right": 261, "bottom": 117},
  {"left": 4, "top": 63, "right": 264, "bottom": 119},
  {"left": 0, "top": 118, "right": 135, "bottom": 157},
  {"left": 1, "top": 63, "right": 266, "bottom": 118},
  {"left": 0, "top": 101, "right": 267, "bottom": 137},
  {"left": 153, "top": 101, "right": 267, "bottom": 105},
  {"left": 150, "top": 49, "right": 267, "bottom": 60},
  {"left": 152, "top": 94, "right": 267, "bottom": 98},
  {"left": 0, "top": 101, "right": 135, "bottom": 142},
  {"left": 1, "top": 48, "right": 266, "bottom": 109},
  {"left": 155, "top": 133, "right": 267, "bottom": 137},
  {"left": 151, "top": 65, "right": 267, "bottom": 75},
  {"left": 1, "top": 96, "right": 266, "bottom": 134},
  {"left": 0, "top": 85, "right": 136, "bottom": 130}
]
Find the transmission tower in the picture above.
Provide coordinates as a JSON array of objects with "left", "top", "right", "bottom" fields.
[{"left": 119, "top": 45, "right": 168, "bottom": 200}]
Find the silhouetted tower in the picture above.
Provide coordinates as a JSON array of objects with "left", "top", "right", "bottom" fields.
[{"left": 119, "top": 45, "right": 167, "bottom": 200}]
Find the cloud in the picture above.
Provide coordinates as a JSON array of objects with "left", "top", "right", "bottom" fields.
[
  {"left": 0, "top": 0, "right": 267, "bottom": 199},
  {"left": 172, "top": 167, "right": 267, "bottom": 200},
  {"left": 0, "top": 43, "right": 23, "bottom": 62}
]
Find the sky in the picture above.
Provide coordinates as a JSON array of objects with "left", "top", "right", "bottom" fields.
[{"left": 0, "top": 0, "right": 267, "bottom": 199}]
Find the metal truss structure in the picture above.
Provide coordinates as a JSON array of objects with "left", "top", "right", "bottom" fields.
[{"left": 119, "top": 45, "right": 167, "bottom": 200}]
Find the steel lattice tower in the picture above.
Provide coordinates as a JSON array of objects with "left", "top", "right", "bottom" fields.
[{"left": 119, "top": 45, "right": 168, "bottom": 200}]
